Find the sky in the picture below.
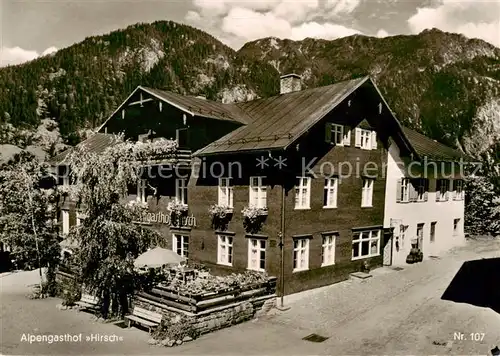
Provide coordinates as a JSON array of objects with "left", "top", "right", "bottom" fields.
[{"left": 0, "top": 0, "right": 499, "bottom": 67}]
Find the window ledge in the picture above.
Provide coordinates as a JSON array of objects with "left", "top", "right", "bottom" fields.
[
  {"left": 292, "top": 268, "right": 309, "bottom": 273},
  {"left": 361, "top": 205, "right": 373, "bottom": 208},
  {"left": 217, "top": 262, "right": 233, "bottom": 267},
  {"left": 294, "top": 207, "right": 311, "bottom": 210},
  {"left": 323, "top": 206, "right": 337, "bottom": 209},
  {"left": 321, "top": 263, "right": 335, "bottom": 267},
  {"left": 247, "top": 268, "right": 265, "bottom": 273},
  {"left": 352, "top": 254, "right": 380, "bottom": 261}
]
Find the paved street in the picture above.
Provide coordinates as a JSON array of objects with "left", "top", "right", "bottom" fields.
[{"left": 1, "top": 237, "right": 499, "bottom": 355}]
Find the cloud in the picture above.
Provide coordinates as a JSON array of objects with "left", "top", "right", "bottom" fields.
[
  {"left": 221, "top": 7, "right": 361, "bottom": 43},
  {"left": 272, "top": 0, "right": 320, "bottom": 23},
  {"left": 408, "top": 0, "right": 500, "bottom": 47},
  {"left": 325, "top": 0, "right": 361, "bottom": 17},
  {"left": 0, "top": 47, "right": 39, "bottom": 67},
  {"left": 0, "top": 46, "right": 58, "bottom": 67},
  {"left": 376, "top": 29, "right": 388, "bottom": 38}
]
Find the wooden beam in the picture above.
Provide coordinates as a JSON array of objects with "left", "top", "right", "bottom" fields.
[{"left": 129, "top": 98, "right": 153, "bottom": 106}]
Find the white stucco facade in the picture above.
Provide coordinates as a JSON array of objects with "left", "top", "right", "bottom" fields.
[{"left": 383, "top": 142, "right": 466, "bottom": 266}]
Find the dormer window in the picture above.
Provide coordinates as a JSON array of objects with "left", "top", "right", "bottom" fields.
[
  {"left": 325, "top": 123, "right": 351, "bottom": 146},
  {"left": 355, "top": 128, "right": 377, "bottom": 150}
]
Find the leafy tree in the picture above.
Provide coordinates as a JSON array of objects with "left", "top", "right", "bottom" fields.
[
  {"left": 64, "top": 135, "right": 177, "bottom": 318},
  {"left": 0, "top": 151, "right": 60, "bottom": 294}
]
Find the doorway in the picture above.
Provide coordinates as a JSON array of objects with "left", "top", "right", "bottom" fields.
[{"left": 416, "top": 223, "right": 424, "bottom": 253}]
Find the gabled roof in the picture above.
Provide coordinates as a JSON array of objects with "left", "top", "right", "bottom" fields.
[
  {"left": 402, "top": 127, "right": 474, "bottom": 162},
  {"left": 50, "top": 133, "right": 118, "bottom": 165},
  {"left": 194, "top": 76, "right": 370, "bottom": 156},
  {"left": 141, "top": 87, "right": 250, "bottom": 124}
]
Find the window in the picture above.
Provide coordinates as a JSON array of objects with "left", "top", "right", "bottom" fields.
[
  {"left": 361, "top": 178, "right": 374, "bottom": 207},
  {"left": 352, "top": 230, "right": 380, "bottom": 259},
  {"left": 175, "top": 178, "right": 188, "bottom": 205},
  {"left": 137, "top": 179, "right": 147, "bottom": 203},
  {"left": 218, "top": 178, "right": 233, "bottom": 208},
  {"left": 331, "top": 124, "right": 344, "bottom": 145},
  {"left": 398, "top": 225, "right": 408, "bottom": 249},
  {"left": 293, "top": 238, "right": 309, "bottom": 271},
  {"left": 325, "top": 124, "right": 350, "bottom": 146},
  {"left": 414, "top": 178, "right": 429, "bottom": 202},
  {"left": 355, "top": 128, "right": 376, "bottom": 150},
  {"left": 249, "top": 176, "right": 267, "bottom": 209},
  {"left": 295, "top": 177, "right": 311, "bottom": 209},
  {"left": 61, "top": 210, "right": 70, "bottom": 235},
  {"left": 323, "top": 178, "right": 338, "bottom": 208},
  {"left": 248, "top": 239, "right": 266, "bottom": 271},
  {"left": 76, "top": 212, "right": 86, "bottom": 227},
  {"left": 173, "top": 234, "right": 189, "bottom": 258},
  {"left": 430, "top": 222, "right": 437, "bottom": 243},
  {"left": 453, "top": 179, "right": 464, "bottom": 200},
  {"left": 453, "top": 219, "right": 460, "bottom": 235},
  {"left": 58, "top": 165, "right": 69, "bottom": 186},
  {"left": 436, "top": 179, "right": 449, "bottom": 201},
  {"left": 321, "top": 235, "right": 336, "bottom": 266},
  {"left": 399, "top": 178, "right": 411, "bottom": 202},
  {"left": 217, "top": 235, "right": 233, "bottom": 266}
]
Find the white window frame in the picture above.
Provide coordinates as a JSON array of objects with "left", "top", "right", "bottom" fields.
[
  {"left": 76, "top": 212, "right": 86, "bottom": 227},
  {"left": 352, "top": 230, "right": 381, "bottom": 260},
  {"left": 294, "top": 177, "right": 311, "bottom": 210},
  {"left": 359, "top": 129, "right": 372, "bottom": 150},
  {"left": 415, "top": 178, "right": 427, "bottom": 202},
  {"left": 175, "top": 178, "right": 188, "bottom": 205},
  {"left": 401, "top": 178, "right": 410, "bottom": 202},
  {"left": 172, "top": 234, "right": 189, "bottom": 258},
  {"left": 324, "top": 178, "right": 338, "bottom": 208},
  {"left": 61, "top": 210, "right": 70, "bottom": 235},
  {"left": 321, "top": 235, "right": 336, "bottom": 267},
  {"left": 137, "top": 179, "right": 147, "bottom": 203},
  {"left": 217, "top": 235, "right": 233, "bottom": 266},
  {"left": 218, "top": 178, "right": 233, "bottom": 208},
  {"left": 247, "top": 238, "right": 266, "bottom": 272},
  {"left": 293, "top": 238, "right": 309, "bottom": 272},
  {"left": 249, "top": 176, "right": 267, "bottom": 209},
  {"left": 361, "top": 178, "right": 374, "bottom": 207},
  {"left": 331, "top": 124, "right": 344, "bottom": 145}
]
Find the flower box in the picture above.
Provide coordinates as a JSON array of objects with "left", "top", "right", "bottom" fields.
[{"left": 242, "top": 206, "right": 267, "bottom": 219}]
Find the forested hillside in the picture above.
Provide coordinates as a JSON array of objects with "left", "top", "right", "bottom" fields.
[{"left": 0, "top": 21, "right": 499, "bottom": 165}]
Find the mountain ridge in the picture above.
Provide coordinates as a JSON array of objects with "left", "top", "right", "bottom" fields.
[{"left": 0, "top": 21, "right": 498, "bottom": 164}]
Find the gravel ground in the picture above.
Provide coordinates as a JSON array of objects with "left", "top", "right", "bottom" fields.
[{"left": 0, "top": 237, "right": 499, "bottom": 355}]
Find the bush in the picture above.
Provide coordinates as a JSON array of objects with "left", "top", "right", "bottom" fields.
[
  {"left": 152, "top": 315, "right": 199, "bottom": 342},
  {"left": 59, "top": 278, "right": 82, "bottom": 306}
]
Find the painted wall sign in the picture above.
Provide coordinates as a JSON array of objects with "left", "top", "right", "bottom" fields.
[{"left": 139, "top": 211, "right": 196, "bottom": 227}]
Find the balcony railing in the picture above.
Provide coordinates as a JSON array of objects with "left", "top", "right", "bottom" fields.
[{"left": 144, "top": 149, "right": 192, "bottom": 165}]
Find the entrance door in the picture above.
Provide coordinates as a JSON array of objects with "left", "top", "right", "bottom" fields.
[
  {"left": 416, "top": 223, "right": 424, "bottom": 253},
  {"left": 383, "top": 228, "right": 393, "bottom": 266}
]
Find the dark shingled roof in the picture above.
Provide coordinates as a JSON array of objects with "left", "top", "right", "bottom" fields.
[
  {"left": 141, "top": 87, "right": 251, "bottom": 124},
  {"left": 402, "top": 127, "right": 474, "bottom": 162},
  {"left": 194, "top": 76, "right": 369, "bottom": 156},
  {"left": 50, "top": 133, "right": 118, "bottom": 165}
]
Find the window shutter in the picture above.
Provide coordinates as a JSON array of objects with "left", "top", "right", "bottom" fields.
[
  {"left": 325, "top": 123, "right": 332, "bottom": 143},
  {"left": 371, "top": 131, "right": 377, "bottom": 149},
  {"left": 396, "top": 179, "right": 402, "bottom": 203},
  {"left": 355, "top": 128, "right": 362, "bottom": 147},
  {"left": 343, "top": 127, "right": 351, "bottom": 146}
]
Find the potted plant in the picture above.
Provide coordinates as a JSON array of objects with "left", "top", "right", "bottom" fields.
[
  {"left": 241, "top": 206, "right": 267, "bottom": 233},
  {"left": 167, "top": 201, "right": 188, "bottom": 226},
  {"left": 208, "top": 204, "right": 233, "bottom": 230}
]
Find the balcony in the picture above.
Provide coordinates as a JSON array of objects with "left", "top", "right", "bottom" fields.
[{"left": 144, "top": 149, "right": 192, "bottom": 166}]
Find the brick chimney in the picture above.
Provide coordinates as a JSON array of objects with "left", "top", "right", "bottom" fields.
[{"left": 280, "top": 73, "right": 302, "bottom": 94}]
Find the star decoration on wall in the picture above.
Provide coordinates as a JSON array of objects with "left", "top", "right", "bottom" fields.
[
  {"left": 273, "top": 156, "right": 287, "bottom": 169},
  {"left": 256, "top": 156, "right": 269, "bottom": 169}
]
